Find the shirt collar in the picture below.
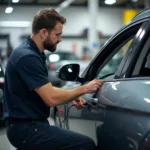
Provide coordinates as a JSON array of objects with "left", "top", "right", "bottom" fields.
[{"left": 26, "top": 36, "right": 46, "bottom": 61}]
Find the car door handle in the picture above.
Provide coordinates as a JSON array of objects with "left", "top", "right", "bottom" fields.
[
  {"left": 89, "top": 98, "right": 98, "bottom": 105},
  {"left": 85, "top": 98, "right": 98, "bottom": 110}
]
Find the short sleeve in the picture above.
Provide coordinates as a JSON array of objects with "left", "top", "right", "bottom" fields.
[{"left": 16, "top": 55, "right": 49, "bottom": 91}]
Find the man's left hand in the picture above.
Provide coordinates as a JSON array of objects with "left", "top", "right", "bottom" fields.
[{"left": 72, "top": 97, "right": 86, "bottom": 109}]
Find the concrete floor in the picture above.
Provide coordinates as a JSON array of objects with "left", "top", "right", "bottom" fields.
[{"left": 0, "top": 127, "right": 16, "bottom": 150}]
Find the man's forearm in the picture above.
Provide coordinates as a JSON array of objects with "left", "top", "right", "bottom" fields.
[
  {"left": 35, "top": 79, "right": 102, "bottom": 107},
  {"left": 51, "top": 85, "right": 86, "bottom": 106}
]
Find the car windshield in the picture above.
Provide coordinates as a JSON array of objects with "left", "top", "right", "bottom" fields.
[{"left": 47, "top": 52, "right": 79, "bottom": 63}]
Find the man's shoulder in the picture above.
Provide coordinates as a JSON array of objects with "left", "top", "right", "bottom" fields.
[
  {"left": 10, "top": 44, "right": 38, "bottom": 64},
  {"left": 15, "top": 42, "right": 37, "bottom": 56}
]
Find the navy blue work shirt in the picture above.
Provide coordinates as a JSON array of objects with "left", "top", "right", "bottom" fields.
[{"left": 3, "top": 37, "right": 50, "bottom": 120}]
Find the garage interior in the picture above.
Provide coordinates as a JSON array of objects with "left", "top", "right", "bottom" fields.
[{"left": 0, "top": 0, "right": 150, "bottom": 149}]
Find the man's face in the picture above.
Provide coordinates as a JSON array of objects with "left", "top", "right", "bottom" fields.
[{"left": 43, "top": 22, "right": 63, "bottom": 52}]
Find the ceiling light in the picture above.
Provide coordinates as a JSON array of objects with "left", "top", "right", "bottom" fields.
[
  {"left": 105, "top": 0, "right": 116, "bottom": 5},
  {"left": 132, "top": 0, "right": 137, "bottom": 2},
  {"left": 5, "top": 7, "right": 13, "bottom": 13},
  {"left": 12, "top": 0, "right": 19, "bottom": 3},
  {"left": 0, "top": 21, "right": 31, "bottom": 27},
  {"left": 60, "top": 0, "right": 74, "bottom": 8},
  {"left": 144, "top": 98, "right": 150, "bottom": 103},
  {"left": 56, "top": 0, "right": 75, "bottom": 12}
]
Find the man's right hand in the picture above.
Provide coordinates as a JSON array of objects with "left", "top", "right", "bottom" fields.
[{"left": 83, "top": 79, "right": 103, "bottom": 94}]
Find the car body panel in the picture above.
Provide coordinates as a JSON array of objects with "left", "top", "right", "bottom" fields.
[
  {"left": 97, "top": 79, "right": 150, "bottom": 113},
  {"left": 131, "top": 8, "right": 150, "bottom": 23},
  {"left": 96, "top": 79, "right": 150, "bottom": 150}
]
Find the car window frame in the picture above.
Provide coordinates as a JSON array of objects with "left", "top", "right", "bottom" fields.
[
  {"left": 132, "top": 36, "right": 150, "bottom": 77},
  {"left": 120, "top": 19, "right": 150, "bottom": 78},
  {"left": 81, "top": 19, "right": 149, "bottom": 83}
]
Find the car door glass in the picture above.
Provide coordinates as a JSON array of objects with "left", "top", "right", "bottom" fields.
[
  {"left": 133, "top": 48, "right": 150, "bottom": 77},
  {"left": 96, "top": 39, "right": 133, "bottom": 79},
  {"left": 131, "top": 34, "right": 150, "bottom": 78}
]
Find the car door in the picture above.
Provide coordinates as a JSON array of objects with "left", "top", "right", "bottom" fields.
[{"left": 92, "top": 20, "right": 150, "bottom": 150}]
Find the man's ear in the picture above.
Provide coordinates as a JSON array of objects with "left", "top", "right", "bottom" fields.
[{"left": 39, "top": 29, "right": 48, "bottom": 40}]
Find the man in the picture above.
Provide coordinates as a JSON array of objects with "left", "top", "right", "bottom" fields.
[{"left": 3, "top": 8, "right": 103, "bottom": 150}]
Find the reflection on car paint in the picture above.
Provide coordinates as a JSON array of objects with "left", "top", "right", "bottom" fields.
[
  {"left": 96, "top": 79, "right": 150, "bottom": 150},
  {"left": 98, "top": 80, "right": 150, "bottom": 113}
]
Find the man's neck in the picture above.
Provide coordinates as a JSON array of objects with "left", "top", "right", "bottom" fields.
[{"left": 30, "top": 34, "right": 44, "bottom": 53}]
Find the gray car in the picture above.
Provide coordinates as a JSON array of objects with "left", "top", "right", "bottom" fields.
[{"left": 52, "top": 8, "right": 150, "bottom": 150}]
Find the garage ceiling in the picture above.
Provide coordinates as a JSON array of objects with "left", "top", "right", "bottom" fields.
[{"left": 0, "top": 0, "right": 148, "bottom": 8}]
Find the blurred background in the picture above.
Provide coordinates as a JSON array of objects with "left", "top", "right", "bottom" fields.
[
  {"left": 0, "top": 0, "right": 149, "bottom": 149},
  {"left": 0, "top": 0, "right": 149, "bottom": 74},
  {"left": 0, "top": 0, "right": 149, "bottom": 86}
]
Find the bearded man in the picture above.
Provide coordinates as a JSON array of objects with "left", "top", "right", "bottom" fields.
[{"left": 3, "top": 8, "right": 103, "bottom": 150}]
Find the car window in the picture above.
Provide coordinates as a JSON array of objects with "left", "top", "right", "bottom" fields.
[
  {"left": 86, "top": 22, "right": 148, "bottom": 81},
  {"left": 81, "top": 22, "right": 149, "bottom": 82},
  {"left": 96, "top": 39, "right": 133, "bottom": 79},
  {"left": 132, "top": 42, "right": 150, "bottom": 77},
  {"left": 142, "top": 52, "right": 150, "bottom": 76},
  {"left": 83, "top": 22, "right": 145, "bottom": 82}
]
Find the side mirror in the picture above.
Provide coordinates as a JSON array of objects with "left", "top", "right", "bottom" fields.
[{"left": 57, "top": 64, "right": 80, "bottom": 81}]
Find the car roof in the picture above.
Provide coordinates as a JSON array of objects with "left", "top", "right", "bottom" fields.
[{"left": 130, "top": 8, "right": 150, "bottom": 24}]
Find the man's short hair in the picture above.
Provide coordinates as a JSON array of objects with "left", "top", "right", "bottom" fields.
[{"left": 32, "top": 8, "right": 66, "bottom": 34}]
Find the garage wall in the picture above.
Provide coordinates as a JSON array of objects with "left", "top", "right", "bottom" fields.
[{"left": 0, "top": 6, "right": 124, "bottom": 56}]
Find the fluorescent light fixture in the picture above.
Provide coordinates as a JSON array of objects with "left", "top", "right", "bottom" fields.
[
  {"left": 105, "top": 0, "right": 116, "bottom": 5},
  {"left": 60, "top": 0, "right": 72, "bottom": 8},
  {"left": 5, "top": 7, "right": 13, "bottom": 13},
  {"left": 12, "top": 0, "right": 19, "bottom": 3},
  {"left": 0, "top": 21, "right": 31, "bottom": 27},
  {"left": 144, "top": 98, "right": 150, "bottom": 103},
  {"left": 144, "top": 81, "right": 150, "bottom": 84},
  {"left": 132, "top": 0, "right": 137, "bottom": 2},
  {"left": 56, "top": 0, "right": 75, "bottom": 12}
]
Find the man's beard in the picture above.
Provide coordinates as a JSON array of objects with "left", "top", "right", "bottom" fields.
[{"left": 43, "top": 38, "right": 58, "bottom": 52}]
